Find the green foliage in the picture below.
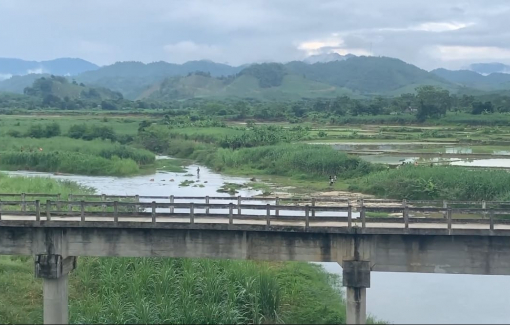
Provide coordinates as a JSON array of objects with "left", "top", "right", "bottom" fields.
[
  {"left": 349, "top": 166, "right": 510, "bottom": 201},
  {"left": 213, "top": 144, "right": 381, "bottom": 178},
  {"left": 416, "top": 86, "right": 451, "bottom": 121},
  {"left": 239, "top": 63, "right": 287, "bottom": 88},
  {"left": 67, "top": 124, "right": 117, "bottom": 141},
  {"left": 0, "top": 151, "right": 139, "bottom": 176},
  {"left": 218, "top": 126, "right": 308, "bottom": 149},
  {"left": 138, "top": 125, "right": 171, "bottom": 153}
]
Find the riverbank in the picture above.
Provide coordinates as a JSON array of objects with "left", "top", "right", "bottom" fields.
[{"left": 0, "top": 172, "right": 377, "bottom": 324}]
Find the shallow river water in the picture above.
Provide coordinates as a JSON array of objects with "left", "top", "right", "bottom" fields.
[{"left": 5, "top": 163, "right": 510, "bottom": 324}]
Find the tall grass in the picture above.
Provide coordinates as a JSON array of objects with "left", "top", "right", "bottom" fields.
[
  {"left": 0, "top": 171, "right": 93, "bottom": 195},
  {"left": 0, "top": 255, "right": 356, "bottom": 324},
  {"left": 349, "top": 165, "right": 510, "bottom": 201},
  {"left": 0, "top": 152, "right": 139, "bottom": 176},
  {"left": 0, "top": 137, "right": 155, "bottom": 166},
  {"left": 70, "top": 258, "right": 283, "bottom": 324},
  {"left": 212, "top": 144, "right": 381, "bottom": 179}
]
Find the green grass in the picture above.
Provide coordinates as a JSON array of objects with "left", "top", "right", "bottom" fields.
[
  {"left": 0, "top": 115, "right": 149, "bottom": 137},
  {"left": 0, "top": 135, "right": 158, "bottom": 176},
  {"left": 0, "top": 151, "right": 140, "bottom": 177},
  {"left": 349, "top": 165, "right": 510, "bottom": 201},
  {"left": 1, "top": 257, "right": 380, "bottom": 324}
]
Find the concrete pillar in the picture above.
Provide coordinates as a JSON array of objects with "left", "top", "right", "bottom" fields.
[
  {"left": 43, "top": 275, "right": 69, "bottom": 325},
  {"left": 35, "top": 254, "right": 76, "bottom": 324},
  {"left": 343, "top": 260, "right": 370, "bottom": 325}
]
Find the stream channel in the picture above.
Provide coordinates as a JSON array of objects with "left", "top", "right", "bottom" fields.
[{"left": 5, "top": 161, "right": 510, "bottom": 324}]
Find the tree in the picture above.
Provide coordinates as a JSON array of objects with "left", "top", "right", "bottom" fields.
[
  {"left": 415, "top": 86, "right": 451, "bottom": 121},
  {"left": 101, "top": 100, "right": 118, "bottom": 110},
  {"left": 471, "top": 101, "right": 494, "bottom": 115}
]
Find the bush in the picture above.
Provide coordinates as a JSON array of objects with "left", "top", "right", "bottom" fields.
[{"left": 349, "top": 165, "right": 510, "bottom": 201}]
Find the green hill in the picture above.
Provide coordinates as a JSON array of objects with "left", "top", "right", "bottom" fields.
[
  {"left": 431, "top": 68, "right": 510, "bottom": 91},
  {"left": 0, "top": 74, "right": 51, "bottom": 93},
  {"left": 76, "top": 60, "right": 244, "bottom": 99},
  {"left": 141, "top": 72, "right": 360, "bottom": 101},
  {"left": 23, "top": 75, "right": 123, "bottom": 101},
  {"left": 140, "top": 57, "right": 455, "bottom": 100},
  {"left": 285, "top": 56, "right": 455, "bottom": 94}
]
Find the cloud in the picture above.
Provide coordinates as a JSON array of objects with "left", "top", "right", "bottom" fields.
[
  {"left": 435, "top": 45, "right": 510, "bottom": 61},
  {"left": 163, "top": 41, "right": 222, "bottom": 63},
  {"left": 0, "top": 0, "right": 510, "bottom": 69},
  {"left": 26, "top": 68, "right": 44, "bottom": 74},
  {"left": 0, "top": 73, "right": 13, "bottom": 81}
]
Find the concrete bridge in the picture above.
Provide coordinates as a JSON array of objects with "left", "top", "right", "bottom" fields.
[{"left": 2, "top": 193, "right": 510, "bottom": 324}]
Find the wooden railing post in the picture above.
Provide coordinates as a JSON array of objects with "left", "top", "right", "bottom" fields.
[
  {"left": 113, "top": 201, "right": 118, "bottom": 224},
  {"left": 135, "top": 194, "right": 140, "bottom": 213},
  {"left": 80, "top": 201, "right": 85, "bottom": 223},
  {"left": 360, "top": 199, "right": 366, "bottom": 229},
  {"left": 443, "top": 200, "right": 448, "bottom": 219},
  {"left": 403, "top": 199, "right": 409, "bottom": 229},
  {"left": 447, "top": 208, "right": 452, "bottom": 232},
  {"left": 275, "top": 197, "right": 280, "bottom": 217},
  {"left": 0, "top": 200, "right": 2, "bottom": 220},
  {"left": 21, "top": 193, "right": 26, "bottom": 212},
  {"left": 305, "top": 205, "right": 310, "bottom": 230},
  {"left": 46, "top": 200, "right": 51, "bottom": 221},
  {"left": 482, "top": 200, "right": 487, "bottom": 219},
  {"left": 347, "top": 202, "right": 352, "bottom": 229},
  {"left": 68, "top": 194, "right": 73, "bottom": 212},
  {"left": 101, "top": 194, "right": 106, "bottom": 213},
  {"left": 229, "top": 203, "right": 233, "bottom": 225},
  {"left": 190, "top": 203, "right": 195, "bottom": 224},
  {"left": 266, "top": 204, "right": 271, "bottom": 229},
  {"left": 169, "top": 195, "right": 174, "bottom": 214},
  {"left": 311, "top": 198, "right": 316, "bottom": 217},
  {"left": 152, "top": 201, "right": 156, "bottom": 224},
  {"left": 35, "top": 200, "right": 40, "bottom": 222},
  {"left": 205, "top": 196, "right": 210, "bottom": 214},
  {"left": 56, "top": 193, "right": 62, "bottom": 210},
  {"left": 237, "top": 196, "right": 242, "bottom": 215},
  {"left": 490, "top": 209, "right": 494, "bottom": 231}
]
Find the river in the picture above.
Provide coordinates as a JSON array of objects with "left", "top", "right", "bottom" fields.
[{"left": 5, "top": 164, "right": 510, "bottom": 324}]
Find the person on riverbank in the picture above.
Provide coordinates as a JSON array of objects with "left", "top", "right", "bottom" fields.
[{"left": 329, "top": 176, "right": 334, "bottom": 186}]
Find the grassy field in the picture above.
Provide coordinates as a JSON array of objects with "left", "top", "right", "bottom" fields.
[{"left": 0, "top": 115, "right": 149, "bottom": 137}]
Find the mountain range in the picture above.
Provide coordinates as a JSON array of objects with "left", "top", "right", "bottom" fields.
[
  {"left": 0, "top": 58, "right": 99, "bottom": 80},
  {"left": 1, "top": 55, "right": 510, "bottom": 101}
]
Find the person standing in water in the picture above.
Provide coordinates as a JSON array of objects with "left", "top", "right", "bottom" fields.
[{"left": 197, "top": 167, "right": 200, "bottom": 176}]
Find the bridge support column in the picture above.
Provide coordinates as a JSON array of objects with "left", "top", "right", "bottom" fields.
[
  {"left": 35, "top": 255, "right": 77, "bottom": 324},
  {"left": 343, "top": 260, "right": 370, "bottom": 325}
]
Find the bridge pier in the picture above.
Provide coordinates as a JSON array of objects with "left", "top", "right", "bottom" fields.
[
  {"left": 35, "top": 255, "right": 77, "bottom": 324},
  {"left": 343, "top": 260, "right": 371, "bottom": 324}
]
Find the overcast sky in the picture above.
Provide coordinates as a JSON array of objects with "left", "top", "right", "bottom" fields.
[{"left": 1, "top": 0, "right": 509, "bottom": 70}]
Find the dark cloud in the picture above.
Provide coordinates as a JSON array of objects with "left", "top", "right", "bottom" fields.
[{"left": 0, "top": 0, "right": 509, "bottom": 70}]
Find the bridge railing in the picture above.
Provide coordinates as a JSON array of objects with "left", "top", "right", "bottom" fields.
[{"left": 1, "top": 197, "right": 510, "bottom": 231}]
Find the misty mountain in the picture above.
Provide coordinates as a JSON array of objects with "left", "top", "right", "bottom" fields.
[
  {"left": 286, "top": 56, "right": 454, "bottom": 95},
  {"left": 76, "top": 60, "right": 244, "bottom": 99},
  {"left": 303, "top": 53, "right": 356, "bottom": 64},
  {"left": 431, "top": 68, "right": 510, "bottom": 91},
  {"left": 23, "top": 75, "right": 123, "bottom": 101},
  {"left": 141, "top": 57, "right": 458, "bottom": 101},
  {"left": 139, "top": 71, "right": 358, "bottom": 101},
  {"left": 469, "top": 63, "right": 510, "bottom": 75},
  {"left": 0, "top": 73, "right": 51, "bottom": 93},
  {"left": 0, "top": 58, "right": 99, "bottom": 79}
]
